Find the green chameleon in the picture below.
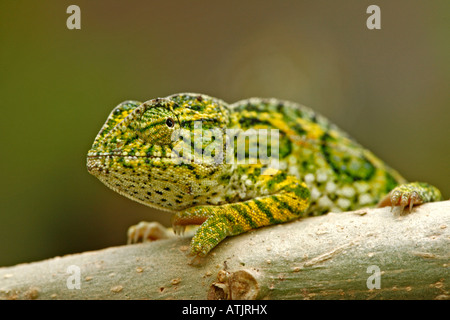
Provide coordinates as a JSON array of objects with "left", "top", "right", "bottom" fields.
[{"left": 87, "top": 93, "right": 442, "bottom": 257}]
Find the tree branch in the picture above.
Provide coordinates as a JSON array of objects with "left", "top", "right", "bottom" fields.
[{"left": 1, "top": 201, "right": 449, "bottom": 300}]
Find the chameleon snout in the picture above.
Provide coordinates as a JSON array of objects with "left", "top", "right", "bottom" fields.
[{"left": 86, "top": 155, "right": 107, "bottom": 177}]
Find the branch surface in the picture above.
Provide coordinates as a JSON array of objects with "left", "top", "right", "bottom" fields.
[{"left": 1, "top": 201, "right": 449, "bottom": 300}]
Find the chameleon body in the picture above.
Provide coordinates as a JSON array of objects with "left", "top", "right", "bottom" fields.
[{"left": 87, "top": 93, "right": 442, "bottom": 256}]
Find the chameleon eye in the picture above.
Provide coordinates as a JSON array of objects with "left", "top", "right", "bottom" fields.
[
  {"left": 166, "top": 117, "right": 175, "bottom": 128},
  {"left": 135, "top": 105, "right": 178, "bottom": 145}
]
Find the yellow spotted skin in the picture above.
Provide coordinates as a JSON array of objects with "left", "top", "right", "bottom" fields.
[{"left": 87, "top": 93, "right": 442, "bottom": 256}]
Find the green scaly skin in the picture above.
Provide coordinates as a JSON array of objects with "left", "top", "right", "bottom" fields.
[{"left": 87, "top": 93, "right": 442, "bottom": 256}]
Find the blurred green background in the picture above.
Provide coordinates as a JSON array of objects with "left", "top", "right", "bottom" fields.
[{"left": 0, "top": 1, "right": 448, "bottom": 267}]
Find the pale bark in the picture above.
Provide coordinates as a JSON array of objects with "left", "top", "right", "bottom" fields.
[{"left": 0, "top": 201, "right": 449, "bottom": 300}]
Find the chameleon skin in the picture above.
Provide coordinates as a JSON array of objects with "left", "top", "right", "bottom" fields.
[{"left": 87, "top": 93, "right": 442, "bottom": 256}]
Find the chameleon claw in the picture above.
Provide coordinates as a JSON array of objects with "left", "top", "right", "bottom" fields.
[
  {"left": 389, "top": 190, "right": 401, "bottom": 212},
  {"left": 409, "top": 191, "right": 420, "bottom": 212},
  {"left": 188, "top": 254, "right": 207, "bottom": 266},
  {"left": 172, "top": 224, "right": 186, "bottom": 236}
]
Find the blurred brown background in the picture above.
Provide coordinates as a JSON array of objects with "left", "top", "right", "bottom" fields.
[{"left": 0, "top": 0, "right": 448, "bottom": 266}]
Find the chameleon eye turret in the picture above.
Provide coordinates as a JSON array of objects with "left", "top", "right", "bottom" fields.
[
  {"left": 134, "top": 100, "right": 179, "bottom": 146},
  {"left": 87, "top": 93, "right": 442, "bottom": 257}
]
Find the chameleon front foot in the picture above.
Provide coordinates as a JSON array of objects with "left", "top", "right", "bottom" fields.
[
  {"left": 189, "top": 214, "right": 233, "bottom": 256},
  {"left": 378, "top": 182, "right": 442, "bottom": 213},
  {"left": 172, "top": 206, "right": 228, "bottom": 257}
]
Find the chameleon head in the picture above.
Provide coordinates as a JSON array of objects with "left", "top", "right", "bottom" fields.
[{"left": 87, "top": 93, "right": 231, "bottom": 212}]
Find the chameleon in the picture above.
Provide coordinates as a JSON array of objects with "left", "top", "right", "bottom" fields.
[{"left": 86, "top": 93, "right": 442, "bottom": 257}]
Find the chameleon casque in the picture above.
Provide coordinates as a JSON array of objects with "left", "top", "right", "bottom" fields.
[{"left": 87, "top": 93, "right": 442, "bottom": 257}]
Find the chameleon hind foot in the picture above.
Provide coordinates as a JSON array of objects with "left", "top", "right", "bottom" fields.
[
  {"left": 378, "top": 182, "right": 442, "bottom": 213},
  {"left": 127, "top": 221, "right": 174, "bottom": 244},
  {"left": 189, "top": 214, "right": 234, "bottom": 257}
]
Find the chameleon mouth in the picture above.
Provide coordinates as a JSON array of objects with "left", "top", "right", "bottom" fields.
[
  {"left": 87, "top": 154, "right": 173, "bottom": 160},
  {"left": 87, "top": 152, "right": 217, "bottom": 166},
  {"left": 86, "top": 154, "right": 175, "bottom": 174}
]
